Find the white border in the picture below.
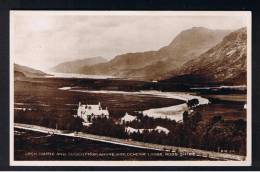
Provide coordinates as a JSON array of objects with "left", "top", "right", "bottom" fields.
[{"left": 9, "top": 11, "right": 252, "bottom": 166}]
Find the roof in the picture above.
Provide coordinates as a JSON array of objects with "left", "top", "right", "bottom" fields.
[
  {"left": 78, "top": 103, "right": 109, "bottom": 116},
  {"left": 155, "top": 126, "right": 170, "bottom": 134},
  {"left": 125, "top": 127, "right": 153, "bottom": 134},
  {"left": 125, "top": 126, "right": 170, "bottom": 135},
  {"left": 125, "top": 126, "right": 139, "bottom": 133},
  {"left": 121, "top": 113, "right": 137, "bottom": 122}
]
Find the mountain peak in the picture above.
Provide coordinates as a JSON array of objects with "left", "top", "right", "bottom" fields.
[
  {"left": 79, "top": 27, "right": 231, "bottom": 80},
  {"left": 166, "top": 27, "right": 230, "bottom": 49},
  {"left": 165, "top": 27, "right": 247, "bottom": 85}
]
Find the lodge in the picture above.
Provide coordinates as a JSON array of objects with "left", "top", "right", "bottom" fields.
[{"left": 77, "top": 102, "right": 109, "bottom": 123}]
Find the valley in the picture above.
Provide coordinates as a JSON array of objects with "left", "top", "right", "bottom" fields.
[
  {"left": 13, "top": 76, "right": 247, "bottom": 160},
  {"left": 12, "top": 24, "right": 248, "bottom": 161}
]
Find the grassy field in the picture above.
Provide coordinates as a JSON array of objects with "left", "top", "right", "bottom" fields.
[
  {"left": 14, "top": 78, "right": 184, "bottom": 119},
  {"left": 14, "top": 77, "right": 246, "bottom": 121}
]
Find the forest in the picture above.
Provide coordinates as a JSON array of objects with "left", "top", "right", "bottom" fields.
[{"left": 14, "top": 106, "right": 246, "bottom": 155}]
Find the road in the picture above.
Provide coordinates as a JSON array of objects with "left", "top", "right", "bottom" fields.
[{"left": 14, "top": 123, "right": 245, "bottom": 161}]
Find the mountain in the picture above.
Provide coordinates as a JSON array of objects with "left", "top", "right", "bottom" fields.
[
  {"left": 14, "top": 63, "right": 48, "bottom": 78},
  {"left": 78, "top": 27, "right": 230, "bottom": 80},
  {"left": 50, "top": 56, "right": 107, "bottom": 73},
  {"left": 164, "top": 27, "right": 247, "bottom": 85}
]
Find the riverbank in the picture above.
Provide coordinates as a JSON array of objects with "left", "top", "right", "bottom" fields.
[{"left": 60, "top": 88, "right": 210, "bottom": 121}]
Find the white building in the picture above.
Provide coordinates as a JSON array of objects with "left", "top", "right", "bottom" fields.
[
  {"left": 125, "top": 126, "right": 170, "bottom": 135},
  {"left": 77, "top": 102, "right": 109, "bottom": 123},
  {"left": 120, "top": 112, "right": 137, "bottom": 124},
  {"left": 125, "top": 126, "right": 153, "bottom": 134},
  {"left": 154, "top": 126, "right": 170, "bottom": 135},
  {"left": 125, "top": 126, "right": 140, "bottom": 134}
]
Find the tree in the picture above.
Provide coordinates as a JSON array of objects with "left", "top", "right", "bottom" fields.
[
  {"left": 187, "top": 98, "right": 199, "bottom": 108},
  {"left": 87, "top": 118, "right": 127, "bottom": 138},
  {"left": 210, "top": 115, "right": 224, "bottom": 125},
  {"left": 190, "top": 112, "right": 202, "bottom": 129},
  {"left": 73, "top": 117, "right": 84, "bottom": 132},
  {"left": 183, "top": 111, "right": 189, "bottom": 124}
]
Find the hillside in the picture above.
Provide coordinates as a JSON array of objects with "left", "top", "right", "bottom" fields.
[
  {"left": 78, "top": 27, "right": 230, "bottom": 80},
  {"left": 50, "top": 56, "right": 107, "bottom": 73},
  {"left": 14, "top": 63, "right": 48, "bottom": 78},
  {"left": 164, "top": 27, "right": 247, "bottom": 85}
]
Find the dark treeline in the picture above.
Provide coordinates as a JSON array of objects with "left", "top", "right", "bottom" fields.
[
  {"left": 194, "top": 89, "right": 246, "bottom": 95},
  {"left": 15, "top": 108, "right": 246, "bottom": 155},
  {"left": 124, "top": 111, "right": 246, "bottom": 155},
  {"left": 82, "top": 112, "right": 246, "bottom": 155},
  {"left": 16, "top": 77, "right": 246, "bottom": 93},
  {"left": 127, "top": 115, "right": 177, "bottom": 130},
  {"left": 83, "top": 118, "right": 127, "bottom": 139},
  {"left": 14, "top": 109, "right": 83, "bottom": 131}
]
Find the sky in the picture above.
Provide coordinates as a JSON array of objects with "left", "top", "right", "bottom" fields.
[{"left": 11, "top": 11, "right": 250, "bottom": 70}]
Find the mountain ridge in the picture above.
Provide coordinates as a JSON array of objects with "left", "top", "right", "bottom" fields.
[
  {"left": 163, "top": 27, "right": 247, "bottom": 85},
  {"left": 14, "top": 63, "right": 49, "bottom": 79},
  {"left": 50, "top": 56, "right": 107, "bottom": 73},
  {"left": 78, "top": 27, "right": 231, "bottom": 80}
]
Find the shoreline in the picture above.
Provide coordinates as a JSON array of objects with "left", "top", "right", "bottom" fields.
[{"left": 59, "top": 88, "right": 210, "bottom": 121}]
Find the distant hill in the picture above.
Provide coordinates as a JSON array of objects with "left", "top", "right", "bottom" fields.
[
  {"left": 164, "top": 27, "right": 247, "bottom": 85},
  {"left": 14, "top": 63, "right": 48, "bottom": 78},
  {"left": 78, "top": 27, "right": 230, "bottom": 80},
  {"left": 50, "top": 56, "right": 107, "bottom": 73}
]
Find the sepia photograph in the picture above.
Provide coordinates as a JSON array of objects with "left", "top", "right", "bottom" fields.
[{"left": 9, "top": 11, "right": 251, "bottom": 166}]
